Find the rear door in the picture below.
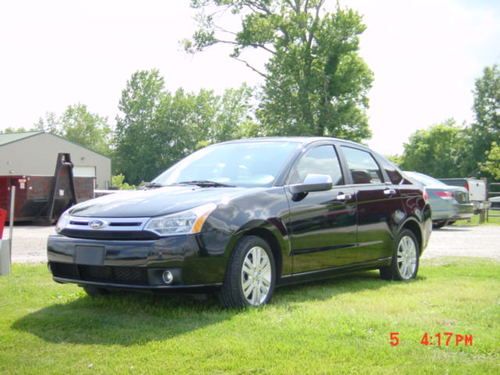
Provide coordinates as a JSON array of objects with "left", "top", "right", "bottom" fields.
[
  {"left": 338, "top": 146, "right": 402, "bottom": 264},
  {"left": 285, "top": 144, "right": 357, "bottom": 273}
]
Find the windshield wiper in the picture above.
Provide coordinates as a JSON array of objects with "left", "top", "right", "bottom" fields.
[
  {"left": 178, "top": 180, "right": 235, "bottom": 188},
  {"left": 143, "top": 182, "right": 164, "bottom": 189}
]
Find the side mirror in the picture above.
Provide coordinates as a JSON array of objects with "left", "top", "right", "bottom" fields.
[{"left": 289, "top": 174, "right": 333, "bottom": 194}]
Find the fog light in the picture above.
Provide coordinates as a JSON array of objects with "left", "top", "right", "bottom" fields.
[{"left": 162, "top": 270, "right": 174, "bottom": 285}]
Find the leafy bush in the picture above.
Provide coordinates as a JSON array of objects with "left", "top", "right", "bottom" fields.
[{"left": 111, "top": 174, "right": 135, "bottom": 190}]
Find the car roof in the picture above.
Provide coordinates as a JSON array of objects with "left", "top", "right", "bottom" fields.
[{"left": 219, "top": 136, "right": 367, "bottom": 149}]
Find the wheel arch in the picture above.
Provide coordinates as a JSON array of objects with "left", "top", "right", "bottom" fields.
[
  {"left": 399, "top": 218, "right": 423, "bottom": 256},
  {"left": 226, "top": 224, "right": 285, "bottom": 281},
  {"left": 242, "top": 228, "right": 283, "bottom": 281}
]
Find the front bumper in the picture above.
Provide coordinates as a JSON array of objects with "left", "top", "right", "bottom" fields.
[{"left": 47, "top": 233, "right": 227, "bottom": 290}]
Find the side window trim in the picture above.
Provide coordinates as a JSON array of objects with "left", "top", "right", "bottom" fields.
[
  {"left": 372, "top": 153, "right": 404, "bottom": 185},
  {"left": 330, "top": 145, "right": 346, "bottom": 187},
  {"left": 335, "top": 143, "right": 353, "bottom": 185},
  {"left": 339, "top": 145, "right": 386, "bottom": 186},
  {"left": 285, "top": 143, "right": 346, "bottom": 187},
  {"left": 372, "top": 153, "right": 396, "bottom": 185}
]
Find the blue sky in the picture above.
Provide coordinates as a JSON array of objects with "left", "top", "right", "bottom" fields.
[{"left": 0, "top": 0, "right": 498, "bottom": 155}]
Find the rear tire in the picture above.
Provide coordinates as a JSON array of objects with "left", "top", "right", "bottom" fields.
[
  {"left": 219, "top": 236, "right": 276, "bottom": 308},
  {"left": 433, "top": 221, "right": 446, "bottom": 229},
  {"left": 380, "top": 229, "right": 419, "bottom": 281},
  {"left": 82, "top": 285, "right": 109, "bottom": 297}
]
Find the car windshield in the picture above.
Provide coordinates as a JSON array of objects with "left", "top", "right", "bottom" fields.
[
  {"left": 404, "top": 171, "right": 447, "bottom": 187},
  {"left": 153, "top": 141, "right": 300, "bottom": 187}
]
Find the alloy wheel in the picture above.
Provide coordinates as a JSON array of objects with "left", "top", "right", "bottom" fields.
[
  {"left": 396, "top": 235, "right": 417, "bottom": 279},
  {"left": 240, "top": 246, "right": 272, "bottom": 306}
]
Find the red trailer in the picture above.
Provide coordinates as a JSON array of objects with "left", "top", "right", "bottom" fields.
[{"left": 0, "top": 154, "right": 94, "bottom": 224}]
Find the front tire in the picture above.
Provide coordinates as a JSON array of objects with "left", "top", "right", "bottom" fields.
[
  {"left": 82, "top": 285, "right": 109, "bottom": 297},
  {"left": 219, "top": 236, "right": 276, "bottom": 308},
  {"left": 380, "top": 229, "right": 419, "bottom": 281}
]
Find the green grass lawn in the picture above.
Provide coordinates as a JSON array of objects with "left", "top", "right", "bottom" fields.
[
  {"left": 0, "top": 258, "right": 498, "bottom": 374},
  {"left": 454, "top": 213, "right": 500, "bottom": 226}
]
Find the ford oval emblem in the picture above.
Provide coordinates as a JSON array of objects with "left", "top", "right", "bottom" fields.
[{"left": 89, "top": 220, "right": 106, "bottom": 229}]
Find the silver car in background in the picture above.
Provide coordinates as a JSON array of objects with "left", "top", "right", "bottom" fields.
[{"left": 404, "top": 171, "right": 474, "bottom": 229}]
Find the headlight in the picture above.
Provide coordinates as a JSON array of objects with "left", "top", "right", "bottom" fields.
[
  {"left": 55, "top": 211, "right": 70, "bottom": 233},
  {"left": 144, "top": 203, "right": 217, "bottom": 236}
]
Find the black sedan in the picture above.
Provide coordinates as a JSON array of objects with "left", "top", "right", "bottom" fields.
[{"left": 48, "top": 137, "right": 432, "bottom": 307}]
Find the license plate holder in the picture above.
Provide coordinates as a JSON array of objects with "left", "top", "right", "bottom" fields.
[{"left": 75, "top": 246, "right": 105, "bottom": 265}]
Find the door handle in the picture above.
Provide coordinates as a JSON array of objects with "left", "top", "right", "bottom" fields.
[
  {"left": 336, "top": 192, "right": 352, "bottom": 201},
  {"left": 384, "top": 187, "right": 396, "bottom": 195}
]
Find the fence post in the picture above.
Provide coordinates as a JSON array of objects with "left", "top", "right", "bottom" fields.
[
  {"left": 479, "top": 178, "right": 487, "bottom": 224},
  {"left": 0, "top": 186, "right": 15, "bottom": 275},
  {"left": 9, "top": 186, "right": 15, "bottom": 264}
]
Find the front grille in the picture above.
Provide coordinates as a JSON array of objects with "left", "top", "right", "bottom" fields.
[
  {"left": 50, "top": 262, "right": 149, "bottom": 285},
  {"left": 109, "top": 222, "right": 142, "bottom": 227},
  {"left": 50, "top": 262, "right": 79, "bottom": 279},
  {"left": 60, "top": 229, "right": 159, "bottom": 240}
]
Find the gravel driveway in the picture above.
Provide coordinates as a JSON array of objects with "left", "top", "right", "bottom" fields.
[
  {"left": 4, "top": 224, "right": 500, "bottom": 264},
  {"left": 7, "top": 226, "right": 55, "bottom": 263},
  {"left": 421, "top": 225, "right": 500, "bottom": 260}
]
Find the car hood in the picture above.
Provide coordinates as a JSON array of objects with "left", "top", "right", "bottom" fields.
[{"left": 69, "top": 186, "right": 258, "bottom": 217}]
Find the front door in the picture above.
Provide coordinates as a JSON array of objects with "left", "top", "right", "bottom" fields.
[{"left": 285, "top": 144, "right": 357, "bottom": 274}]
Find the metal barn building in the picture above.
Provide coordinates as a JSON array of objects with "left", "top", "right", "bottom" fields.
[{"left": 0, "top": 132, "right": 111, "bottom": 189}]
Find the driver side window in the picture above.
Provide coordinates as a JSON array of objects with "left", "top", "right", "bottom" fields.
[{"left": 288, "top": 145, "right": 344, "bottom": 185}]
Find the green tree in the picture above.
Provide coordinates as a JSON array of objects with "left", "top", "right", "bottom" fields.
[
  {"left": 114, "top": 69, "right": 166, "bottom": 184},
  {"left": 386, "top": 154, "right": 404, "bottom": 167},
  {"left": 114, "top": 70, "right": 256, "bottom": 184},
  {"left": 400, "top": 120, "right": 468, "bottom": 178},
  {"left": 459, "top": 65, "right": 500, "bottom": 176},
  {"left": 479, "top": 142, "right": 500, "bottom": 180},
  {"left": 59, "top": 104, "right": 111, "bottom": 156},
  {"left": 150, "top": 87, "right": 212, "bottom": 173},
  {"left": 211, "top": 84, "right": 259, "bottom": 142},
  {"left": 399, "top": 65, "right": 499, "bottom": 178},
  {"left": 34, "top": 106, "right": 111, "bottom": 156},
  {"left": 34, "top": 112, "right": 59, "bottom": 134},
  {"left": 469, "top": 65, "right": 500, "bottom": 173},
  {"left": 0, "top": 126, "right": 34, "bottom": 134},
  {"left": 186, "top": 0, "right": 373, "bottom": 141}
]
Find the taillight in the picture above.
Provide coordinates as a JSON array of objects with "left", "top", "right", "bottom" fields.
[
  {"left": 464, "top": 182, "right": 469, "bottom": 191},
  {"left": 435, "top": 191, "right": 453, "bottom": 199}
]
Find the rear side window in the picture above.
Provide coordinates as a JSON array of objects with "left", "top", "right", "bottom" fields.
[
  {"left": 378, "top": 157, "right": 404, "bottom": 184},
  {"left": 288, "top": 145, "right": 344, "bottom": 185},
  {"left": 341, "top": 147, "right": 383, "bottom": 184}
]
